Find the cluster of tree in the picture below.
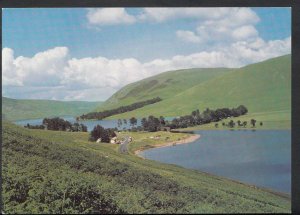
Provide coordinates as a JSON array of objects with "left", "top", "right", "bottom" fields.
[
  {"left": 216, "top": 119, "right": 263, "bottom": 128},
  {"left": 141, "top": 116, "right": 165, "bottom": 132},
  {"left": 137, "top": 105, "right": 248, "bottom": 132},
  {"left": 117, "top": 117, "right": 138, "bottom": 130},
  {"left": 24, "top": 124, "right": 45, "bottom": 129},
  {"left": 24, "top": 117, "right": 87, "bottom": 132},
  {"left": 78, "top": 97, "right": 162, "bottom": 120},
  {"left": 89, "top": 125, "right": 117, "bottom": 143},
  {"left": 168, "top": 105, "right": 248, "bottom": 129},
  {"left": 43, "top": 117, "right": 88, "bottom": 132}
]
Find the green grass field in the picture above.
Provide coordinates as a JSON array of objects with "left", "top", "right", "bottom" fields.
[
  {"left": 2, "top": 97, "right": 103, "bottom": 121},
  {"left": 100, "top": 55, "right": 290, "bottom": 130},
  {"left": 3, "top": 121, "right": 291, "bottom": 213}
]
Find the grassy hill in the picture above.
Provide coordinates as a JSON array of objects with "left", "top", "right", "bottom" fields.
[
  {"left": 2, "top": 97, "right": 103, "bottom": 121},
  {"left": 101, "top": 55, "right": 291, "bottom": 128},
  {"left": 98, "top": 68, "right": 232, "bottom": 111},
  {"left": 2, "top": 121, "right": 290, "bottom": 213}
]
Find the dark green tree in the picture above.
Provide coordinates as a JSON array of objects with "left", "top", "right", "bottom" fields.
[
  {"left": 250, "top": 119, "right": 257, "bottom": 127},
  {"left": 129, "top": 117, "right": 137, "bottom": 128},
  {"left": 228, "top": 120, "right": 235, "bottom": 128}
]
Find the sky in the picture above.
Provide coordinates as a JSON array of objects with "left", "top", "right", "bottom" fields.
[{"left": 2, "top": 7, "right": 291, "bottom": 101}]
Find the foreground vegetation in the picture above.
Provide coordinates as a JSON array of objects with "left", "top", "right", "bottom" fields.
[{"left": 3, "top": 121, "right": 290, "bottom": 213}]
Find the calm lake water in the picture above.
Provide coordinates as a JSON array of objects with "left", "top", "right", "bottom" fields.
[
  {"left": 14, "top": 116, "right": 141, "bottom": 131},
  {"left": 140, "top": 130, "right": 291, "bottom": 194}
]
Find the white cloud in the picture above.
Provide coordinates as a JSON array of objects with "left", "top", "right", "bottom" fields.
[
  {"left": 2, "top": 47, "right": 68, "bottom": 87},
  {"left": 232, "top": 25, "right": 258, "bottom": 40},
  {"left": 2, "top": 36, "right": 290, "bottom": 101},
  {"left": 86, "top": 8, "right": 136, "bottom": 26},
  {"left": 86, "top": 7, "right": 262, "bottom": 48},
  {"left": 138, "top": 8, "right": 258, "bottom": 23},
  {"left": 176, "top": 30, "right": 201, "bottom": 43},
  {"left": 176, "top": 8, "right": 260, "bottom": 45}
]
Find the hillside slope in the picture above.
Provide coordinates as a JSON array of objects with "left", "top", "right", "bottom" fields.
[
  {"left": 2, "top": 121, "right": 290, "bottom": 213},
  {"left": 2, "top": 97, "right": 103, "bottom": 121},
  {"left": 104, "top": 55, "right": 291, "bottom": 122},
  {"left": 98, "top": 68, "right": 232, "bottom": 111}
]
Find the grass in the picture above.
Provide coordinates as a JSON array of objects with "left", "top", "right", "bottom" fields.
[
  {"left": 2, "top": 97, "right": 103, "bottom": 121},
  {"left": 2, "top": 121, "right": 291, "bottom": 213},
  {"left": 97, "top": 68, "right": 231, "bottom": 111}
]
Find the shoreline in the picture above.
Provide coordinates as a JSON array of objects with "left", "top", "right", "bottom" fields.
[{"left": 134, "top": 134, "right": 200, "bottom": 158}]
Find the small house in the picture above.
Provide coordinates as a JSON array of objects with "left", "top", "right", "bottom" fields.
[{"left": 110, "top": 137, "right": 118, "bottom": 144}]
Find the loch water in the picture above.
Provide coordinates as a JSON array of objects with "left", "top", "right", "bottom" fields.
[{"left": 140, "top": 130, "right": 291, "bottom": 194}]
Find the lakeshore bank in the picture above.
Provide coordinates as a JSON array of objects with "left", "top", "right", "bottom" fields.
[{"left": 134, "top": 134, "right": 200, "bottom": 158}]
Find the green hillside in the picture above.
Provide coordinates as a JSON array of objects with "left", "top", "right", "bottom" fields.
[
  {"left": 2, "top": 97, "right": 103, "bottom": 121},
  {"left": 2, "top": 121, "right": 290, "bottom": 213},
  {"left": 98, "top": 68, "right": 232, "bottom": 111},
  {"left": 103, "top": 55, "right": 291, "bottom": 128}
]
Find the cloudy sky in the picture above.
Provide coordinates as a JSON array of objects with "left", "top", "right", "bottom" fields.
[{"left": 2, "top": 7, "right": 291, "bottom": 101}]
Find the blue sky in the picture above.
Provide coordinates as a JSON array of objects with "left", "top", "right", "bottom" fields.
[{"left": 2, "top": 7, "right": 291, "bottom": 101}]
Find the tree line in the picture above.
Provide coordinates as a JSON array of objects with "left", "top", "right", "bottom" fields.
[
  {"left": 78, "top": 97, "right": 162, "bottom": 120},
  {"left": 25, "top": 117, "right": 87, "bottom": 132},
  {"left": 139, "top": 105, "right": 248, "bottom": 131},
  {"left": 216, "top": 119, "right": 262, "bottom": 128}
]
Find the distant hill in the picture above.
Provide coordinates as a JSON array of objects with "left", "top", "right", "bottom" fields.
[
  {"left": 98, "top": 54, "right": 291, "bottom": 122},
  {"left": 2, "top": 97, "right": 103, "bottom": 121}
]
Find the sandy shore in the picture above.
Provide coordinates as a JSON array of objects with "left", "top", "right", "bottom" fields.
[{"left": 134, "top": 134, "right": 200, "bottom": 158}]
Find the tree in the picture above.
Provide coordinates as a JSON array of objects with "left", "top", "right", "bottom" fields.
[
  {"left": 222, "top": 122, "right": 226, "bottom": 126},
  {"left": 237, "top": 120, "right": 242, "bottom": 127},
  {"left": 159, "top": 116, "right": 165, "bottom": 126},
  {"left": 145, "top": 115, "right": 161, "bottom": 132},
  {"left": 250, "top": 119, "right": 257, "bottom": 127},
  {"left": 228, "top": 120, "right": 235, "bottom": 128},
  {"left": 80, "top": 124, "right": 88, "bottom": 132},
  {"left": 260, "top": 122, "right": 263, "bottom": 126},
  {"left": 90, "top": 125, "right": 105, "bottom": 141},
  {"left": 215, "top": 123, "right": 218, "bottom": 128},
  {"left": 129, "top": 117, "right": 137, "bottom": 128},
  {"left": 90, "top": 125, "right": 115, "bottom": 143},
  {"left": 117, "top": 119, "right": 122, "bottom": 129},
  {"left": 141, "top": 118, "right": 148, "bottom": 130},
  {"left": 243, "top": 121, "right": 247, "bottom": 128}
]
